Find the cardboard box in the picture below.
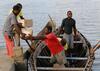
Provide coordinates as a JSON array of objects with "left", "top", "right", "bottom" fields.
[{"left": 24, "top": 19, "right": 33, "bottom": 27}]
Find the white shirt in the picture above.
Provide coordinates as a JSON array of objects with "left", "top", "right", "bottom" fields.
[{"left": 3, "top": 12, "right": 18, "bottom": 35}]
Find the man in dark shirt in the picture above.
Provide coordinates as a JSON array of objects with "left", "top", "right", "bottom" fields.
[{"left": 60, "top": 11, "right": 77, "bottom": 48}]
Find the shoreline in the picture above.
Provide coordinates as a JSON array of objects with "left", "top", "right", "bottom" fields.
[
  {"left": 0, "top": 47, "right": 14, "bottom": 71},
  {"left": 0, "top": 47, "right": 28, "bottom": 71}
]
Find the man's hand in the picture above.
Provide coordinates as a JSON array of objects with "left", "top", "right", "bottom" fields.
[
  {"left": 20, "top": 33, "right": 26, "bottom": 39},
  {"left": 8, "top": 35, "right": 13, "bottom": 41},
  {"left": 74, "top": 32, "right": 80, "bottom": 41},
  {"left": 60, "top": 28, "right": 64, "bottom": 34},
  {"left": 24, "top": 34, "right": 33, "bottom": 40},
  {"left": 18, "top": 23, "right": 24, "bottom": 28}
]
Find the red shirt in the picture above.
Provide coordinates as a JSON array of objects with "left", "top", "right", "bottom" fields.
[{"left": 44, "top": 32, "right": 64, "bottom": 55}]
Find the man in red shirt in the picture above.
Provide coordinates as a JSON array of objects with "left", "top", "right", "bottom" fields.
[{"left": 25, "top": 26, "right": 67, "bottom": 65}]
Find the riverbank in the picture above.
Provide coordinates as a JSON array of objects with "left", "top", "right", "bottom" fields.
[
  {"left": 0, "top": 47, "right": 27, "bottom": 71},
  {"left": 0, "top": 48, "right": 15, "bottom": 71}
]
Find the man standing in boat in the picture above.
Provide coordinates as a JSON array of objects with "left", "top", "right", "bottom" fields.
[
  {"left": 3, "top": 5, "right": 25, "bottom": 57},
  {"left": 60, "top": 10, "right": 77, "bottom": 49}
]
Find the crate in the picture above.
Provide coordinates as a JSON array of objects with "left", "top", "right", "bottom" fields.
[{"left": 23, "top": 19, "right": 33, "bottom": 27}]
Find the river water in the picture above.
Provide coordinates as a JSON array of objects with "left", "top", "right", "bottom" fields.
[{"left": 0, "top": 0, "right": 100, "bottom": 70}]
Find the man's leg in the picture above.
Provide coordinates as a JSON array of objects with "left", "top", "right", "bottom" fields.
[
  {"left": 69, "top": 34, "right": 73, "bottom": 49},
  {"left": 56, "top": 51, "right": 67, "bottom": 65},
  {"left": 63, "top": 33, "right": 69, "bottom": 45}
]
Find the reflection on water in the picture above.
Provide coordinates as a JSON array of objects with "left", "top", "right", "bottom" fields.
[{"left": 0, "top": 0, "right": 100, "bottom": 70}]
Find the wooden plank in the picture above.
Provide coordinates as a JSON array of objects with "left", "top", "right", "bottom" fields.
[
  {"left": 73, "top": 41, "right": 83, "bottom": 43},
  {"left": 37, "top": 56, "right": 88, "bottom": 60},
  {"left": 37, "top": 67, "right": 85, "bottom": 70}
]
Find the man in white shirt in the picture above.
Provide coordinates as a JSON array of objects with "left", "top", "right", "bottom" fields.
[{"left": 3, "top": 5, "right": 25, "bottom": 57}]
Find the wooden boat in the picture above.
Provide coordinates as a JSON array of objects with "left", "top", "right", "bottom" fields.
[{"left": 24, "top": 20, "right": 94, "bottom": 71}]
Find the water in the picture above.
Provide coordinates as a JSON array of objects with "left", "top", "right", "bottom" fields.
[{"left": 0, "top": 0, "right": 100, "bottom": 70}]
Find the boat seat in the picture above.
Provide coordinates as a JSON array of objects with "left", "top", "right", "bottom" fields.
[
  {"left": 73, "top": 41, "right": 83, "bottom": 49},
  {"left": 73, "top": 41, "right": 83, "bottom": 44}
]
